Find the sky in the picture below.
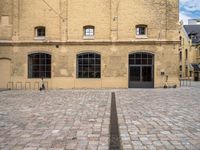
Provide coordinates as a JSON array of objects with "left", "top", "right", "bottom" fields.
[{"left": 180, "top": 0, "right": 200, "bottom": 24}]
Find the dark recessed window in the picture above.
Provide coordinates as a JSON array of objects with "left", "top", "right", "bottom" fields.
[
  {"left": 77, "top": 52, "right": 101, "bottom": 78},
  {"left": 35, "top": 26, "right": 46, "bottom": 37},
  {"left": 185, "top": 66, "right": 188, "bottom": 77},
  {"left": 185, "top": 49, "right": 188, "bottom": 60},
  {"left": 28, "top": 53, "right": 51, "bottom": 78},
  {"left": 136, "top": 25, "right": 147, "bottom": 35},
  {"left": 180, "top": 51, "right": 182, "bottom": 61},
  {"left": 180, "top": 65, "right": 182, "bottom": 71},
  {"left": 84, "top": 26, "right": 95, "bottom": 37}
]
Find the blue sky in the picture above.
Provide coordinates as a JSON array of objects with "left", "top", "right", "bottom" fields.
[{"left": 180, "top": 0, "right": 200, "bottom": 24}]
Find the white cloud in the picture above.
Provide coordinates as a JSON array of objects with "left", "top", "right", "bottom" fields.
[
  {"left": 180, "top": 0, "right": 200, "bottom": 11},
  {"left": 179, "top": 12, "right": 191, "bottom": 25},
  {"left": 179, "top": 0, "right": 200, "bottom": 24}
]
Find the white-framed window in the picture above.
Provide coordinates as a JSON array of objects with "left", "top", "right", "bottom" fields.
[
  {"left": 136, "top": 25, "right": 148, "bottom": 38},
  {"left": 35, "top": 26, "right": 46, "bottom": 39},
  {"left": 83, "top": 26, "right": 95, "bottom": 39}
]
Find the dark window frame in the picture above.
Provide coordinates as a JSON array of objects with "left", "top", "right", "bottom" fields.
[
  {"left": 28, "top": 53, "right": 51, "bottom": 78},
  {"left": 129, "top": 52, "right": 154, "bottom": 65},
  {"left": 35, "top": 26, "right": 46, "bottom": 37},
  {"left": 136, "top": 25, "right": 147, "bottom": 36},
  {"left": 180, "top": 65, "right": 182, "bottom": 71},
  {"left": 77, "top": 52, "right": 101, "bottom": 78},
  {"left": 180, "top": 51, "right": 182, "bottom": 61},
  {"left": 185, "top": 49, "right": 188, "bottom": 60}
]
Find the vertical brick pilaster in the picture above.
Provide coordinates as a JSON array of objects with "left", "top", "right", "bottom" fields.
[
  {"left": 60, "top": 0, "right": 68, "bottom": 41},
  {"left": 110, "top": 0, "right": 120, "bottom": 41},
  {"left": 12, "top": 0, "right": 19, "bottom": 41}
]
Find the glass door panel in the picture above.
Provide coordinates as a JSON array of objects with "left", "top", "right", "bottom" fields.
[
  {"left": 142, "top": 66, "right": 152, "bottom": 82},
  {"left": 130, "top": 66, "right": 140, "bottom": 81}
]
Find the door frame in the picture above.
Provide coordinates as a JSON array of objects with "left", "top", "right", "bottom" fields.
[
  {"left": 194, "top": 72, "right": 199, "bottom": 81},
  {"left": 128, "top": 52, "right": 154, "bottom": 88}
]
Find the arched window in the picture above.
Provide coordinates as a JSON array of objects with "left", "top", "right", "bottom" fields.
[
  {"left": 28, "top": 53, "right": 51, "bottom": 78},
  {"left": 35, "top": 26, "right": 46, "bottom": 38},
  {"left": 83, "top": 25, "right": 95, "bottom": 38},
  {"left": 77, "top": 52, "right": 101, "bottom": 78}
]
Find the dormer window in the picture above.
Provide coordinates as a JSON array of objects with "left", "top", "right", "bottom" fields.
[
  {"left": 83, "top": 26, "right": 95, "bottom": 39},
  {"left": 35, "top": 26, "right": 45, "bottom": 39},
  {"left": 136, "top": 25, "right": 147, "bottom": 38}
]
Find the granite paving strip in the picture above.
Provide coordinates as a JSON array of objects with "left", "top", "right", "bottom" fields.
[
  {"left": 116, "top": 88, "right": 200, "bottom": 150},
  {"left": 0, "top": 90, "right": 111, "bottom": 150},
  {"left": 109, "top": 92, "right": 121, "bottom": 150},
  {"left": 0, "top": 89, "right": 10, "bottom": 92}
]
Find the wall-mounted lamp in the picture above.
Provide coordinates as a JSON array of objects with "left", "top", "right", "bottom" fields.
[{"left": 161, "top": 69, "right": 165, "bottom": 76}]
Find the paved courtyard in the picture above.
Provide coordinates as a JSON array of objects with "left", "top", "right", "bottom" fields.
[
  {"left": 0, "top": 90, "right": 111, "bottom": 150},
  {"left": 116, "top": 88, "right": 200, "bottom": 150},
  {"left": 0, "top": 87, "right": 200, "bottom": 150}
]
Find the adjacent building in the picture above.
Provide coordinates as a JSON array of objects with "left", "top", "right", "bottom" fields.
[
  {"left": 179, "top": 24, "right": 200, "bottom": 81},
  {"left": 188, "top": 19, "right": 200, "bottom": 25},
  {"left": 0, "top": 0, "right": 179, "bottom": 89}
]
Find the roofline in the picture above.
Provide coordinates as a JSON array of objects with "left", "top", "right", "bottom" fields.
[{"left": 182, "top": 25, "right": 191, "bottom": 42}]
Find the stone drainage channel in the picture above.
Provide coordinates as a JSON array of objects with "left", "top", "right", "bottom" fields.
[{"left": 109, "top": 92, "right": 122, "bottom": 150}]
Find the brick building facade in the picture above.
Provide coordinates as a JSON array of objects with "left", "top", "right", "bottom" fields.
[{"left": 0, "top": 0, "right": 179, "bottom": 89}]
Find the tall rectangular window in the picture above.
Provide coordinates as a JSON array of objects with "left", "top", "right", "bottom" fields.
[
  {"left": 180, "top": 51, "right": 182, "bottom": 61},
  {"left": 77, "top": 52, "right": 101, "bottom": 78},
  {"left": 28, "top": 53, "right": 51, "bottom": 78},
  {"left": 185, "top": 49, "right": 188, "bottom": 60}
]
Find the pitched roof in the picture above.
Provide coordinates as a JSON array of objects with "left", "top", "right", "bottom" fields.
[{"left": 183, "top": 25, "right": 200, "bottom": 45}]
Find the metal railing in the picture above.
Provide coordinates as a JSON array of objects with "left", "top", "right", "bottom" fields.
[
  {"left": 7, "top": 81, "right": 49, "bottom": 90},
  {"left": 180, "top": 78, "right": 192, "bottom": 87}
]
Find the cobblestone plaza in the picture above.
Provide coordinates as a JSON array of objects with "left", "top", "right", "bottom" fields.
[{"left": 0, "top": 86, "right": 200, "bottom": 150}]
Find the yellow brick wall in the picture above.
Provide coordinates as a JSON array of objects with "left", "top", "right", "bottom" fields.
[{"left": 0, "top": 0, "right": 180, "bottom": 89}]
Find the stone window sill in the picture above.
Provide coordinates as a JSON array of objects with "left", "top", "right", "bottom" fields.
[
  {"left": 83, "top": 36, "right": 95, "bottom": 40},
  {"left": 34, "top": 37, "right": 45, "bottom": 40},
  {"left": 136, "top": 35, "right": 148, "bottom": 39}
]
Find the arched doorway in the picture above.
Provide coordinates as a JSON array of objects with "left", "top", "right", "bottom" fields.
[
  {"left": 0, "top": 59, "right": 11, "bottom": 89},
  {"left": 129, "top": 52, "right": 154, "bottom": 88}
]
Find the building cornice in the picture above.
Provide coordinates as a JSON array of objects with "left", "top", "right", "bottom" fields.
[{"left": 0, "top": 40, "right": 180, "bottom": 46}]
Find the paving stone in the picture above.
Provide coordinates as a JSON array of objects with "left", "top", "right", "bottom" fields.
[
  {"left": 116, "top": 87, "right": 200, "bottom": 149},
  {"left": 0, "top": 90, "right": 110, "bottom": 150},
  {"left": 1, "top": 87, "right": 200, "bottom": 150}
]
